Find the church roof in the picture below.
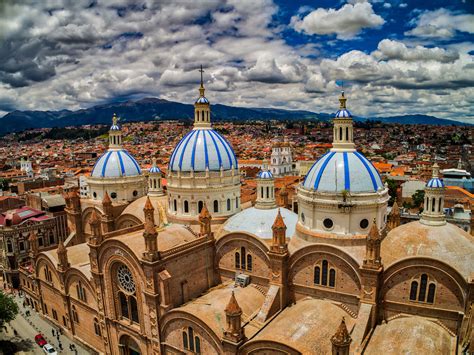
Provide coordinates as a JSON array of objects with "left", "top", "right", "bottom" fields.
[
  {"left": 302, "top": 151, "right": 383, "bottom": 193},
  {"left": 168, "top": 129, "right": 238, "bottom": 172},
  {"left": 91, "top": 149, "right": 142, "bottom": 178},
  {"left": 426, "top": 177, "right": 444, "bottom": 188},
  {"left": 257, "top": 169, "right": 273, "bottom": 179}
]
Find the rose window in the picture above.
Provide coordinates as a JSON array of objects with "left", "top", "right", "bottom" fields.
[{"left": 117, "top": 265, "right": 136, "bottom": 294}]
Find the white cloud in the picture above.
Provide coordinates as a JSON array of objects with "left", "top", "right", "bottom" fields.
[
  {"left": 373, "top": 39, "right": 459, "bottom": 63},
  {"left": 406, "top": 8, "right": 474, "bottom": 38},
  {"left": 399, "top": 3, "right": 408, "bottom": 8},
  {"left": 291, "top": 2, "right": 385, "bottom": 40}
]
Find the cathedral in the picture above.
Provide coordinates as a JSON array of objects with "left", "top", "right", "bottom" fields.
[{"left": 19, "top": 77, "right": 474, "bottom": 355}]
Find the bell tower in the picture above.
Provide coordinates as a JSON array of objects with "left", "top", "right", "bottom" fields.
[
  {"left": 193, "top": 65, "right": 211, "bottom": 129},
  {"left": 420, "top": 163, "right": 446, "bottom": 226},
  {"left": 331, "top": 91, "right": 355, "bottom": 152}
]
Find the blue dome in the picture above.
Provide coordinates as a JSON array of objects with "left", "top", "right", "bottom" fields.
[
  {"left": 195, "top": 96, "right": 209, "bottom": 104},
  {"left": 148, "top": 165, "right": 161, "bottom": 174},
  {"left": 169, "top": 129, "right": 238, "bottom": 172},
  {"left": 335, "top": 108, "right": 352, "bottom": 118},
  {"left": 303, "top": 151, "right": 383, "bottom": 193},
  {"left": 110, "top": 123, "right": 121, "bottom": 131},
  {"left": 426, "top": 177, "right": 444, "bottom": 188},
  {"left": 91, "top": 149, "right": 142, "bottom": 178},
  {"left": 258, "top": 170, "right": 273, "bottom": 179}
]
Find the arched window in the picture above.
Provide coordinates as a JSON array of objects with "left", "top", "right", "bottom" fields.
[
  {"left": 198, "top": 201, "right": 204, "bottom": 213},
  {"left": 116, "top": 264, "right": 139, "bottom": 324},
  {"left": 409, "top": 281, "right": 418, "bottom": 301},
  {"left": 227, "top": 198, "right": 231, "bottom": 211},
  {"left": 432, "top": 197, "right": 435, "bottom": 212},
  {"left": 184, "top": 200, "right": 189, "bottom": 213},
  {"left": 130, "top": 297, "right": 139, "bottom": 323},
  {"left": 94, "top": 318, "right": 101, "bottom": 336},
  {"left": 329, "top": 269, "right": 336, "bottom": 287},
  {"left": 182, "top": 330, "right": 188, "bottom": 349},
  {"left": 418, "top": 274, "right": 428, "bottom": 301},
  {"left": 427, "top": 283, "right": 436, "bottom": 304},
  {"left": 213, "top": 200, "right": 219, "bottom": 213},
  {"left": 195, "top": 336, "right": 201, "bottom": 354},
  {"left": 7, "top": 240, "right": 12, "bottom": 253},
  {"left": 72, "top": 305, "right": 79, "bottom": 323},
  {"left": 76, "top": 281, "right": 87, "bottom": 302},
  {"left": 119, "top": 292, "right": 129, "bottom": 319},
  {"left": 49, "top": 234, "right": 55, "bottom": 245},
  {"left": 260, "top": 187, "right": 264, "bottom": 198},
  {"left": 266, "top": 186, "right": 269, "bottom": 198},
  {"left": 201, "top": 110, "right": 204, "bottom": 121},
  {"left": 188, "top": 327, "right": 195, "bottom": 351},
  {"left": 247, "top": 254, "right": 253, "bottom": 271},
  {"left": 240, "top": 247, "right": 246, "bottom": 269},
  {"left": 314, "top": 266, "right": 320, "bottom": 285},
  {"left": 346, "top": 127, "right": 349, "bottom": 141},
  {"left": 339, "top": 127, "right": 343, "bottom": 141},
  {"left": 173, "top": 199, "right": 177, "bottom": 212},
  {"left": 235, "top": 198, "right": 239, "bottom": 209},
  {"left": 322, "top": 260, "right": 328, "bottom": 286},
  {"left": 235, "top": 252, "right": 240, "bottom": 269},
  {"left": 438, "top": 198, "right": 442, "bottom": 212}
]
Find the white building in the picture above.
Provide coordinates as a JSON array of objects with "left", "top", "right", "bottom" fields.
[{"left": 270, "top": 141, "right": 293, "bottom": 176}]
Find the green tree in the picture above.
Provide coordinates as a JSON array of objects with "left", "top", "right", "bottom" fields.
[
  {"left": 411, "top": 189, "right": 425, "bottom": 212},
  {"left": 0, "top": 291, "right": 18, "bottom": 329},
  {"left": 0, "top": 178, "right": 9, "bottom": 191},
  {"left": 385, "top": 179, "right": 397, "bottom": 206}
]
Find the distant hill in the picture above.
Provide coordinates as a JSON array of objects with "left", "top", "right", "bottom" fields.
[{"left": 0, "top": 97, "right": 468, "bottom": 135}]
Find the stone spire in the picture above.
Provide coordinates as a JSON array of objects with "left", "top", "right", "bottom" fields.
[
  {"left": 142, "top": 197, "right": 159, "bottom": 262},
  {"left": 363, "top": 218, "right": 382, "bottom": 269},
  {"left": 271, "top": 209, "right": 287, "bottom": 253},
  {"left": 331, "top": 317, "right": 352, "bottom": 355},
  {"left": 88, "top": 208, "right": 103, "bottom": 246},
  {"left": 420, "top": 163, "right": 446, "bottom": 226},
  {"left": 28, "top": 231, "right": 39, "bottom": 259},
  {"left": 223, "top": 291, "right": 245, "bottom": 343},
  {"left": 144, "top": 196, "right": 154, "bottom": 225},
  {"left": 57, "top": 240, "right": 69, "bottom": 272},
  {"left": 101, "top": 191, "right": 115, "bottom": 233},
  {"left": 331, "top": 91, "right": 355, "bottom": 152},
  {"left": 193, "top": 65, "right": 211, "bottom": 129},
  {"left": 199, "top": 203, "right": 212, "bottom": 237},
  {"left": 387, "top": 200, "right": 401, "bottom": 230}
]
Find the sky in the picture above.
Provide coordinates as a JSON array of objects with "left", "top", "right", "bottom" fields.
[{"left": 0, "top": 0, "right": 473, "bottom": 122}]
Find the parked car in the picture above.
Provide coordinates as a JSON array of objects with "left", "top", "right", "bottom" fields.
[
  {"left": 43, "top": 344, "right": 57, "bottom": 355},
  {"left": 34, "top": 334, "right": 47, "bottom": 347}
]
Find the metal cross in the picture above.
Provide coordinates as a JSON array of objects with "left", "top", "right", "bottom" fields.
[{"left": 199, "top": 65, "right": 204, "bottom": 86}]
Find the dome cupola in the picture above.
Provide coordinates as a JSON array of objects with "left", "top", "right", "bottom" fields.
[
  {"left": 255, "top": 161, "right": 276, "bottom": 209},
  {"left": 420, "top": 163, "right": 446, "bottom": 226}
]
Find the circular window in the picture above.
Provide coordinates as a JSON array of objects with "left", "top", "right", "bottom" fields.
[
  {"left": 301, "top": 213, "right": 305, "bottom": 223},
  {"left": 360, "top": 218, "right": 369, "bottom": 229},
  {"left": 110, "top": 192, "right": 117, "bottom": 199},
  {"left": 117, "top": 265, "right": 136, "bottom": 294},
  {"left": 323, "top": 218, "right": 333, "bottom": 230},
  {"left": 132, "top": 190, "right": 138, "bottom": 197},
  {"left": 93, "top": 192, "right": 97, "bottom": 198}
]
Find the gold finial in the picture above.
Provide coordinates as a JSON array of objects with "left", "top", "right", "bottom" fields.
[
  {"left": 432, "top": 163, "right": 440, "bottom": 178},
  {"left": 152, "top": 157, "right": 157, "bottom": 167},
  {"left": 198, "top": 65, "right": 205, "bottom": 97},
  {"left": 112, "top": 113, "right": 118, "bottom": 126},
  {"left": 339, "top": 91, "right": 347, "bottom": 109}
]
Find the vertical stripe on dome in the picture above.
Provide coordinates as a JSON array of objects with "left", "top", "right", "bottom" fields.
[
  {"left": 343, "top": 152, "right": 350, "bottom": 191},
  {"left": 169, "top": 131, "right": 193, "bottom": 171},
  {"left": 208, "top": 130, "right": 222, "bottom": 168},
  {"left": 117, "top": 151, "right": 125, "bottom": 176},
  {"left": 122, "top": 150, "right": 141, "bottom": 174},
  {"left": 91, "top": 153, "right": 104, "bottom": 176},
  {"left": 203, "top": 130, "right": 209, "bottom": 169},
  {"left": 191, "top": 130, "right": 200, "bottom": 170},
  {"left": 354, "top": 151, "right": 378, "bottom": 191},
  {"left": 219, "top": 133, "right": 238, "bottom": 168},
  {"left": 101, "top": 151, "right": 113, "bottom": 177},
  {"left": 303, "top": 152, "right": 328, "bottom": 188},
  {"left": 179, "top": 130, "right": 197, "bottom": 170},
  {"left": 211, "top": 130, "right": 233, "bottom": 168},
  {"left": 314, "top": 152, "right": 336, "bottom": 190}
]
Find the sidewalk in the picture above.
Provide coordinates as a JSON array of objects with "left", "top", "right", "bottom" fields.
[{"left": 12, "top": 294, "right": 93, "bottom": 354}]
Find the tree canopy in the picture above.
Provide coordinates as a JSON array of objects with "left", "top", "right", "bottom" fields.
[{"left": 0, "top": 291, "right": 18, "bottom": 329}]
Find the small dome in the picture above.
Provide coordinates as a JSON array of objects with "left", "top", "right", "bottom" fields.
[
  {"left": 110, "top": 123, "right": 121, "bottom": 131},
  {"left": 195, "top": 96, "right": 209, "bottom": 104},
  {"left": 426, "top": 177, "right": 444, "bottom": 188},
  {"left": 91, "top": 149, "right": 141, "bottom": 178},
  {"left": 223, "top": 207, "right": 297, "bottom": 240},
  {"left": 302, "top": 151, "right": 383, "bottom": 193},
  {"left": 257, "top": 170, "right": 273, "bottom": 179},
  {"left": 169, "top": 129, "right": 238, "bottom": 172},
  {"left": 382, "top": 221, "right": 474, "bottom": 279},
  {"left": 148, "top": 165, "right": 161, "bottom": 174},
  {"left": 335, "top": 108, "right": 352, "bottom": 118}
]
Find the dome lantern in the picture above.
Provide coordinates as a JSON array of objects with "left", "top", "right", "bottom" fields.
[
  {"left": 148, "top": 157, "right": 164, "bottom": 197},
  {"left": 331, "top": 91, "right": 355, "bottom": 152},
  {"left": 255, "top": 160, "right": 276, "bottom": 209},
  {"left": 194, "top": 65, "right": 211, "bottom": 129},
  {"left": 420, "top": 163, "right": 446, "bottom": 226},
  {"left": 108, "top": 113, "right": 123, "bottom": 149}
]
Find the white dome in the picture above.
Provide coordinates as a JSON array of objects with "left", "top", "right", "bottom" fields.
[
  {"left": 302, "top": 151, "right": 383, "bottom": 193},
  {"left": 223, "top": 207, "right": 297, "bottom": 240},
  {"left": 91, "top": 149, "right": 142, "bottom": 178},
  {"left": 168, "top": 129, "right": 238, "bottom": 172}
]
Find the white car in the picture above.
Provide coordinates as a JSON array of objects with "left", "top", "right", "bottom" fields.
[{"left": 43, "top": 344, "right": 58, "bottom": 355}]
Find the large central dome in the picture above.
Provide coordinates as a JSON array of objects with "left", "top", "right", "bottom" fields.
[
  {"left": 302, "top": 151, "right": 383, "bottom": 193},
  {"left": 169, "top": 129, "right": 238, "bottom": 172}
]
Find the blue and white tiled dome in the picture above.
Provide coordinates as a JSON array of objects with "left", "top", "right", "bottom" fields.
[
  {"left": 257, "top": 170, "right": 273, "bottom": 179},
  {"left": 169, "top": 129, "right": 238, "bottom": 172},
  {"left": 195, "top": 96, "right": 209, "bottom": 104},
  {"left": 335, "top": 108, "right": 352, "bottom": 118},
  {"left": 426, "top": 177, "right": 444, "bottom": 188},
  {"left": 148, "top": 164, "right": 161, "bottom": 174},
  {"left": 110, "top": 123, "right": 121, "bottom": 131},
  {"left": 302, "top": 151, "right": 383, "bottom": 193},
  {"left": 91, "top": 150, "right": 142, "bottom": 178}
]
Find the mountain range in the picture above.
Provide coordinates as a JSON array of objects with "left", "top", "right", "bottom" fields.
[{"left": 0, "top": 97, "right": 469, "bottom": 136}]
